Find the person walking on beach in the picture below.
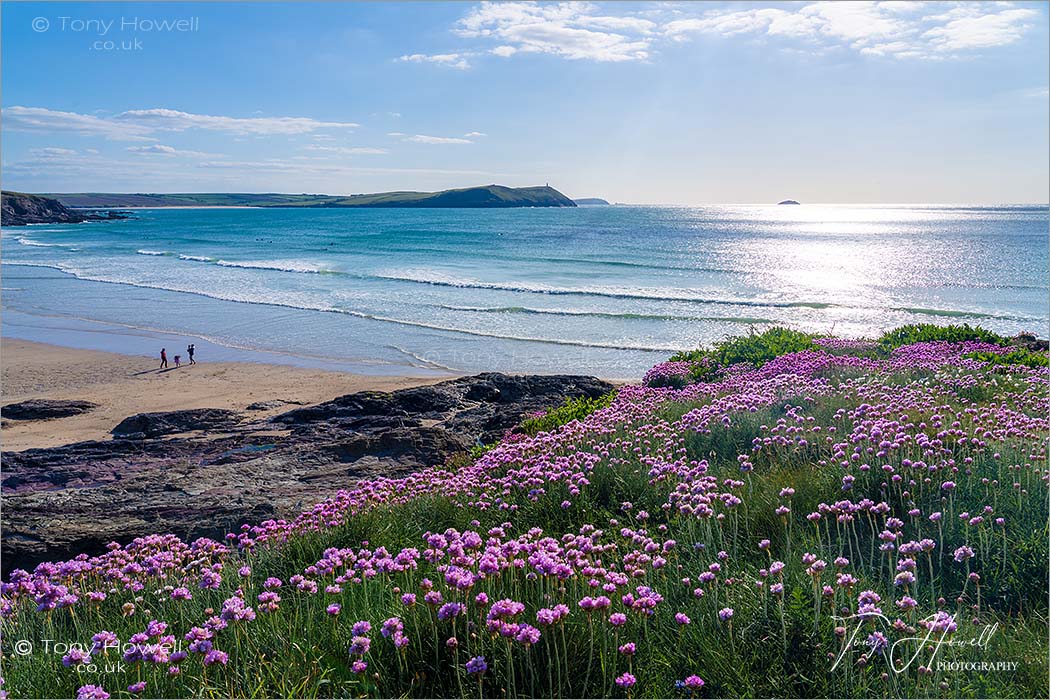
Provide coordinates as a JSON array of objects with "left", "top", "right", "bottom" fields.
[
  {"left": 187, "top": 343, "right": 196, "bottom": 365},
  {"left": 174, "top": 355, "right": 182, "bottom": 368},
  {"left": 160, "top": 348, "right": 168, "bottom": 369}
]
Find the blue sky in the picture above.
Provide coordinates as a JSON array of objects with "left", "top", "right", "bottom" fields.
[{"left": 2, "top": 1, "right": 1047, "bottom": 203}]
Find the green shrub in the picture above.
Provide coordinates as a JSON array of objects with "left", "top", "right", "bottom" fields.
[
  {"left": 877, "top": 323, "right": 1008, "bottom": 351},
  {"left": 518, "top": 391, "right": 616, "bottom": 436},
  {"left": 669, "top": 348, "right": 710, "bottom": 363},
  {"left": 469, "top": 441, "right": 499, "bottom": 459},
  {"left": 965, "top": 348, "right": 1049, "bottom": 369},
  {"left": 672, "top": 327, "right": 816, "bottom": 370}
]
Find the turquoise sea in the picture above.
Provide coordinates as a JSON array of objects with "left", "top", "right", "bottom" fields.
[{"left": 2, "top": 204, "right": 1047, "bottom": 378}]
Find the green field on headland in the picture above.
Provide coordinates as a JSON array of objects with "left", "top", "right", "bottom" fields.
[{"left": 42, "top": 185, "right": 577, "bottom": 210}]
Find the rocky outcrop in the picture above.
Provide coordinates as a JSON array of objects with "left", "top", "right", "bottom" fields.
[
  {"left": 2, "top": 399, "right": 99, "bottom": 421},
  {"left": 1, "top": 191, "right": 129, "bottom": 226},
  {"left": 112, "top": 408, "right": 245, "bottom": 439},
  {"left": 1, "top": 373, "right": 613, "bottom": 574},
  {"left": 1011, "top": 332, "right": 1049, "bottom": 352},
  {"left": 246, "top": 399, "right": 305, "bottom": 411}
]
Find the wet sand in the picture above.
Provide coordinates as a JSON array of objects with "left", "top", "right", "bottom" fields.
[{"left": 1, "top": 339, "right": 447, "bottom": 450}]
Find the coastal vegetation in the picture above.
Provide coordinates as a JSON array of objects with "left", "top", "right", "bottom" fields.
[{"left": 1, "top": 324, "right": 1047, "bottom": 699}]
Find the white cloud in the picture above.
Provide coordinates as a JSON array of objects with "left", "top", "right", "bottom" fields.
[
  {"left": 2, "top": 105, "right": 359, "bottom": 141},
  {"left": 31, "top": 147, "right": 78, "bottom": 157},
  {"left": 922, "top": 7, "right": 1038, "bottom": 51},
  {"left": 386, "top": 131, "right": 405, "bottom": 137},
  {"left": 802, "top": 2, "right": 906, "bottom": 42},
  {"left": 125, "top": 144, "right": 217, "bottom": 157},
  {"left": 303, "top": 145, "right": 390, "bottom": 155},
  {"left": 399, "top": 53, "right": 472, "bottom": 69},
  {"left": 403, "top": 134, "right": 474, "bottom": 144},
  {"left": 455, "top": 2, "right": 653, "bottom": 62},
  {"left": 1021, "top": 86, "right": 1050, "bottom": 99},
  {"left": 576, "top": 15, "right": 657, "bottom": 34},
  {"left": 663, "top": 1, "right": 1040, "bottom": 59},
  {"left": 463, "top": 131, "right": 487, "bottom": 137},
  {"left": 411, "top": 1, "right": 1040, "bottom": 66},
  {"left": 114, "top": 108, "right": 359, "bottom": 135},
  {"left": 3, "top": 106, "right": 154, "bottom": 141}
]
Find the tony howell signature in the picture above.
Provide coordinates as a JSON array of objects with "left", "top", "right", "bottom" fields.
[{"left": 830, "top": 611, "right": 1001, "bottom": 673}]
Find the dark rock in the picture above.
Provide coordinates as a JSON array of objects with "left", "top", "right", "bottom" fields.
[
  {"left": 1, "top": 191, "right": 130, "bottom": 226},
  {"left": 112, "top": 408, "right": 244, "bottom": 438},
  {"left": 2, "top": 399, "right": 99, "bottom": 421},
  {"left": 2, "top": 373, "right": 614, "bottom": 574},
  {"left": 245, "top": 399, "right": 306, "bottom": 411},
  {"left": 1010, "top": 332, "right": 1049, "bottom": 352}
]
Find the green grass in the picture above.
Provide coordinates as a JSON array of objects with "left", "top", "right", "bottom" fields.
[
  {"left": 964, "top": 348, "right": 1049, "bottom": 369},
  {"left": 517, "top": 391, "right": 617, "bottom": 437},
  {"left": 671, "top": 326, "right": 817, "bottom": 369},
  {"left": 875, "top": 323, "right": 1009, "bottom": 351}
]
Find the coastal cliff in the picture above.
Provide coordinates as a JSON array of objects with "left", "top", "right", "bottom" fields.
[
  {"left": 1, "top": 191, "right": 129, "bottom": 226},
  {"left": 2, "top": 191, "right": 91, "bottom": 225}
]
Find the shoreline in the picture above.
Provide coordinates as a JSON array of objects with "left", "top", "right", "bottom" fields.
[
  {"left": 1, "top": 304, "right": 460, "bottom": 377},
  {"left": 0, "top": 339, "right": 452, "bottom": 450}
]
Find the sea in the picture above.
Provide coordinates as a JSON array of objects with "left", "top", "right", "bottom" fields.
[{"left": 2, "top": 204, "right": 1047, "bottom": 379}]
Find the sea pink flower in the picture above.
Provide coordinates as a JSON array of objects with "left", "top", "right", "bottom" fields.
[
  {"left": 683, "top": 675, "right": 705, "bottom": 690},
  {"left": 465, "top": 656, "right": 488, "bottom": 674}
]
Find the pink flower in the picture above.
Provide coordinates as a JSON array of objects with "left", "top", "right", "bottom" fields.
[{"left": 684, "top": 675, "right": 704, "bottom": 689}]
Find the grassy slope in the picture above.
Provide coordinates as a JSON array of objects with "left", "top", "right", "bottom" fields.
[
  {"left": 2, "top": 327, "right": 1047, "bottom": 699},
  {"left": 44, "top": 186, "right": 576, "bottom": 209}
]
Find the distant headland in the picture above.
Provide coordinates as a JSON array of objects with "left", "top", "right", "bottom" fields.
[
  {"left": 777, "top": 199, "right": 801, "bottom": 205},
  {"left": 574, "top": 198, "right": 610, "bottom": 206},
  {"left": 32, "top": 185, "right": 577, "bottom": 211},
  {"left": 1, "top": 191, "right": 130, "bottom": 226}
]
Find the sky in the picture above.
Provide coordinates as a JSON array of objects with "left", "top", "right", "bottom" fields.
[{"left": 2, "top": 1, "right": 1048, "bottom": 204}]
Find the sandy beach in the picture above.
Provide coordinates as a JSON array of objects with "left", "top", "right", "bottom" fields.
[{"left": 1, "top": 339, "right": 446, "bottom": 451}]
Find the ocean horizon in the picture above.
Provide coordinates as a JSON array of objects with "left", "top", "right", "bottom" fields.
[{"left": 3, "top": 202, "right": 1047, "bottom": 378}]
